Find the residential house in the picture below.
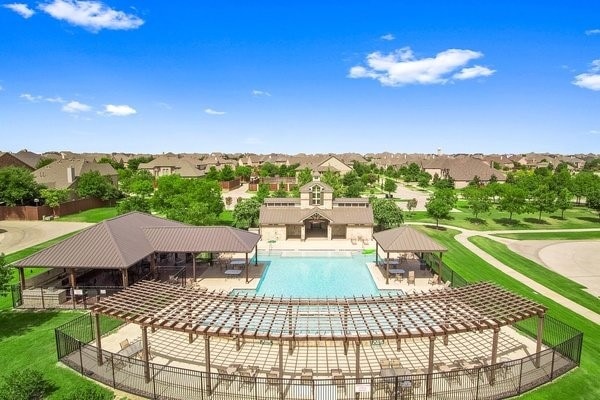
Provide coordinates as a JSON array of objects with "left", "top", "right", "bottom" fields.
[
  {"left": 0, "top": 149, "right": 42, "bottom": 170},
  {"left": 34, "top": 159, "right": 118, "bottom": 192},
  {"left": 421, "top": 157, "right": 506, "bottom": 188},
  {"left": 138, "top": 155, "right": 205, "bottom": 178}
]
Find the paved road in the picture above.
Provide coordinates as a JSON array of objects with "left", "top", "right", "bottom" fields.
[
  {"left": 409, "top": 222, "right": 600, "bottom": 324},
  {"left": 0, "top": 220, "right": 92, "bottom": 255},
  {"left": 222, "top": 183, "right": 254, "bottom": 210}
]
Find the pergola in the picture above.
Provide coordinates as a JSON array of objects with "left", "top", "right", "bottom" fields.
[
  {"left": 373, "top": 226, "right": 448, "bottom": 284},
  {"left": 13, "top": 212, "right": 262, "bottom": 298},
  {"left": 90, "top": 280, "right": 547, "bottom": 396}
]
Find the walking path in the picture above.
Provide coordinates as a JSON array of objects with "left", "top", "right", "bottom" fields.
[
  {"left": 0, "top": 220, "right": 92, "bottom": 255},
  {"left": 409, "top": 223, "right": 600, "bottom": 325}
]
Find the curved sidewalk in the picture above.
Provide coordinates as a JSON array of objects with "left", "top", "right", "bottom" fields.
[{"left": 409, "top": 222, "right": 600, "bottom": 325}]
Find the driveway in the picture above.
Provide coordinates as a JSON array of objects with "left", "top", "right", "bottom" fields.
[
  {"left": 0, "top": 220, "right": 92, "bottom": 255},
  {"left": 222, "top": 183, "right": 254, "bottom": 210},
  {"left": 392, "top": 182, "right": 431, "bottom": 211}
]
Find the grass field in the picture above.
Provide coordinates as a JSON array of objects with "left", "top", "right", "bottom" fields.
[
  {"left": 416, "top": 226, "right": 600, "bottom": 400},
  {"left": 0, "top": 311, "right": 115, "bottom": 399},
  {"left": 405, "top": 204, "right": 600, "bottom": 231},
  {"left": 58, "top": 207, "right": 118, "bottom": 223},
  {"left": 469, "top": 236, "right": 600, "bottom": 314},
  {"left": 493, "top": 231, "right": 600, "bottom": 240}
]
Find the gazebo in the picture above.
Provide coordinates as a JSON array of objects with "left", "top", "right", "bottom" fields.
[
  {"left": 13, "top": 212, "right": 262, "bottom": 299},
  {"left": 89, "top": 280, "right": 547, "bottom": 397},
  {"left": 373, "top": 226, "right": 448, "bottom": 284}
]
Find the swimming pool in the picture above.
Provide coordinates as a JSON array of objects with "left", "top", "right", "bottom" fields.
[{"left": 237, "top": 254, "right": 382, "bottom": 298}]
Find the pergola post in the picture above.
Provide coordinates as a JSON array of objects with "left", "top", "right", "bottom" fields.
[
  {"left": 254, "top": 245, "right": 258, "bottom": 266},
  {"left": 204, "top": 336, "right": 212, "bottom": 394},
  {"left": 490, "top": 327, "right": 500, "bottom": 384},
  {"left": 375, "top": 242, "right": 379, "bottom": 265},
  {"left": 438, "top": 252, "right": 443, "bottom": 277},
  {"left": 94, "top": 313, "right": 103, "bottom": 366},
  {"left": 535, "top": 313, "right": 545, "bottom": 368},
  {"left": 245, "top": 252, "right": 249, "bottom": 283},
  {"left": 427, "top": 336, "right": 436, "bottom": 396},
  {"left": 355, "top": 341, "right": 361, "bottom": 380},
  {"left": 18, "top": 267, "right": 26, "bottom": 289},
  {"left": 386, "top": 251, "right": 390, "bottom": 284},
  {"left": 150, "top": 253, "right": 157, "bottom": 279},
  {"left": 141, "top": 326, "right": 150, "bottom": 383},
  {"left": 278, "top": 340, "right": 284, "bottom": 400},
  {"left": 288, "top": 305, "right": 293, "bottom": 354},
  {"left": 121, "top": 268, "right": 129, "bottom": 288}
]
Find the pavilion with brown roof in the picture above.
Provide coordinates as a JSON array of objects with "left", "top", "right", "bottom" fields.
[
  {"left": 373, "top": 226, "right": 448, "bottom": 284},
  {"left": 13, "top": 212, "right": 261, "bottom": 293}
]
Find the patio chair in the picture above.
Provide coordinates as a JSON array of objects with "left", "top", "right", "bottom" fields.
[
  {"left": 428, "top": 274, "right": 440, "bottom": 285},
  {"left": 390, "top": 359, "right": 402, "bottom": 369},
  {"left": 407, "top": 271, "right": 416, "bottom": 285},
  {"left": 104, "top": 354, "right": 125, "bottom": 371},
  {"left": 217, "top": 366, "right": 236, "bottom": 389},
  {"left": 379, "top": 359, "right": 391, "bottom": 369},
  {"left": 238, "top": 369, "right": 257, "bottom": 390},
  {"left": 442, "top": 280, "right": 452, "bottom": 289},
  {"left": 265, "top": 372, "right": 279, "bottom": 392},
  {"left": 301, "top": 368, "right": 314, "bottom": 386},
  {"left": 332, "top": 373, "right": 346, "bottom": 394},
  {"left": 119, "top": 339, "right": 130, "bottom": 350},
  {"left": 351, "top": 237, "right": 358, "bottom": 245}
]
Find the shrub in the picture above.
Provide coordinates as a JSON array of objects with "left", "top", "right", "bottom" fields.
[
  {"left": 61, "top": 385, "right": 113, "bottom": 400},
  {"left": 0, "top": 368, "right": 54, "bottom": 400}
]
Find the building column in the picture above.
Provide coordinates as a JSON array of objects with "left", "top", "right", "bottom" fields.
[
  {"left": 70, "top": 269, "right": 77, "bottom": 308},
  {"left": 150, "top": 253, "right": 157, "bottom": 279},
  {"left": 327, "top": 224, "right": 332, "bottom": 240},
  {"left": 121, "top": 268, "right": 129, "bottom": 288},
  {"left": 94, "top": 313, "right": 103, "bottom": 366},
  {"left": 301, "top": 224, "right": 306, "bottom": 240},
  {"left": 535, "top": 313, "right": 545, "bottom": 367}
]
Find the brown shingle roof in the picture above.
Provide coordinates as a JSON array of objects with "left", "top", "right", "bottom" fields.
[
  {"left": 143, "top": 226, "right": 260, "bottom": 253},
  {"left": 259, "top": 206, "right": 374, "bottom": 225},
  {"left": 373, "top": 226, "right": 447, "bottom": 253}
]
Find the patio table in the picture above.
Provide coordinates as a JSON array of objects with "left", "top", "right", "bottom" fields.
[
  {"left": 224, "top": 269, "right": 243, "bottom": 277},
  {"left": 230, "top": 260, "right": 246, "bottom": 267},
  {"left": 118, "top": 341, "right": 143, "bottom": 358}
]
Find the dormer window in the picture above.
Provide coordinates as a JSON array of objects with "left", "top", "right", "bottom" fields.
[{"left": 311, "top": 185, "right": 322, "bottom": 206}]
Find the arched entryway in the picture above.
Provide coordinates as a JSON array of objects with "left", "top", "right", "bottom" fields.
[{"left": 303, "top": 213, "right": 330, "bottom": 239}]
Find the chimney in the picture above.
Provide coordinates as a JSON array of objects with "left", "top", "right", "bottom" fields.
[{"left": 67, "top": 166, "right": 75, "bottom": 184}]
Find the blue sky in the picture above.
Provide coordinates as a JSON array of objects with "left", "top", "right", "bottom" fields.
[{"left": 1, "top": 1, "right": 599, "bottom": 155}]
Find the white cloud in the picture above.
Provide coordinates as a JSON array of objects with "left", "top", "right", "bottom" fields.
[
  {"left": 380, "top": 33, "right": 395, "bottom": 41},
  {"left": 204, "top": 108, "right": 226, "bottom": 115},
  {"left": 3, "top": 3, "right": 35, "bottom": 18},
  {"left": 62, "top": 100, "right": 91, "bottom": 113},
  {"left": 348, "top": 47, "right": 494, "bottom": 86},
  {"left": 39, "top": 0, "right": 144, "bottom": 32},
  {"left": 585, "top": 29, "right": 600, "bottom": 36},
  {"left": 573, "top": 59, "right": 600, "bottom": 91},
  {"left": 252, "top": 89, "right": 271, "bottom": 97},
  {"left": 453, "top": 65, "right": 496, "bottom": 80},
  {"left": 45, "top": 96, "right": 65, "bottom": 103},
  {"left": 102, "top": 104, "right": 136, "bottom": 116},
  {"left": 0, "top": 85, "right": 3, "bottom": 91},
  {"left": 589, "top": 130, "right": 600, "bottom": 135},
  {"left": 20, "top": 93, "right": 43, "bottom": 102}
]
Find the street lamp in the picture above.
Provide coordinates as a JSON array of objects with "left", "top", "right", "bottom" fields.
[{"left": 34, "top": 198, "right": 39, "bottom": 206}]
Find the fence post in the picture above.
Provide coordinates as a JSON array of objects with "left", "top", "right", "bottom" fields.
[
  {"left": 475, "top": 368, "right": 480, "bottom": 399},
  {"left": 78, "top": 341, "right": 84, "bottom": 375},
  {"left": 111, "top": 354, "right": 116, "bottom": 388},
  {"left": 516, "top": 358, "right": 523, "bottom": 395},
  {"left": 152, "top": 363, "right": 157, "bottom": 400},
  {"left": 550, "top": 349, "right": 556, "bottom": 380}
]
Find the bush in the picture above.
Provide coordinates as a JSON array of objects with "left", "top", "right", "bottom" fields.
[
  {"left": 61, "top": 385, "right": 113, "bottom": 400},
  {"left": 0, "top": 368, "right": 54, "bottom": 400}
]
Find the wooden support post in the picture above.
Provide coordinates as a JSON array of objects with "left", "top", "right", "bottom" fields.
[
  {"left": 70, "top": 269, "right": 77, "bottom": 308},
  {"left": 18, "top": 267, "right": 26, "bottom": 289},
  {"left": 396, "top": 338, "right": 401, "bottom": 351},
  {"left": 386, "top": 251, "right": 390, "bottom": 284},
  {"left": 150, "top": 253, "right": 157, "bottom": 279},
  {"left": 535, "top": 313, "right": 545, "bottom": 368},
  {"left": 254, "top": 245, "right": 258, "bottom": 266},
  {"left": 245, "top": 252, "right": 249, "bottom": 283},
  {"left": 278, "top": 341, "right": 284, "bottom": 400},
  {"left": 189, "top": 333, "right": 194, "bottom": 344},
  {"left": 375, "top": 242, "right": 379, "bottom": 265},
  {"left": 192, "top": 253, "right": 196, "bottom": 282},
  {"left": 288, "top": 305, "right": 293, "bottom": 354},
  {"left": 204, "top": 336, "right": 212, "bottom": 395},
  {"left": 142, "top": 326, "right": 150, "bottom": 383},
  {"left": 443, "top": 335, "right": 448, "bottom": 346},
  {"left": 95, "top": 313, "right": 103, "bottom": 366},
  {"left": 438, "top": 252, "right": 443, "bottom": 276},
  {"left": 427, "top": 336, "right": 435, "bottom": 396},
  {"left": 343, "top": 340, "right": 348, "bottom": 356},
  {"left": 490, "top": 327, "right": 500, "bottom": 384},
  {"left": 355, "top": 341, "right": 361, "bottom": 380},
  {"left": 121, "top": 268, "right": 129, "bottom": 288}
]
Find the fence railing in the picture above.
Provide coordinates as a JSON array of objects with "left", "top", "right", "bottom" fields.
[{"left": 55, "top": 312, "right": 582, "bottom": 400}]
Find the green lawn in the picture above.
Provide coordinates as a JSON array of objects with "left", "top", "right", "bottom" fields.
[
  {"left": 493, "top": 231, "right": 600, "bottom": 240},
  {"left": 469, "top": 236, "right": 600, "bottom": 314},
  {"left": 218, "top": 210, "right": 234, "bottom": 226},
  {"left": 405, "top": 205, "right": 600, "bottom": 231},
  {"left": 58, "top": 207, "right": 118, "bottom": 223},
  {"left": 0, "top": 311, "right": 115, "bottom": 399},
  {"left": 415, "top": 226, "right": 600, "bottom": 400}
]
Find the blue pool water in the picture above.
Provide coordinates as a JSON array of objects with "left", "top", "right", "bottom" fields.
[{"left": 238, "top": 254, "right": 381, "bottom": 298}]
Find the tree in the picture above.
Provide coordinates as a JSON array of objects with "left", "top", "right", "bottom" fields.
[
  {"left": 272, "top": 183, "right": 288, "bottom": 198},
  {"left": 40, "top": 188, "right": 70, "bottom": 216},
  {"left": 555, "top": 188, "right": 572, "bottom": 219},
  {"left": 259, "top": 162, "right": 278, "bottom": 177},
  {"left": 219, "top": 165, "right": 235, "bottom": 181},
  {"left": 0, "top": 166, "right": 42, "bottom": 206},
  {"left": 345, "top": 182, "right": 364, "bottom": 197},
  {"left": 463, "top": 186, "right": 491, "bottom": 220},
  {"left": 255, "top": 183, "right": 271, "bottom": 203},
  {"left": 297, "top": 168, "right": 313, "bottom": 186},
  {"left": 120, "top": 169, "right": 153, "bottom": 197},
  {"left": 76, "top": 171, "right": 120, "bottom": 200},
  {"left": 417, "top": 172, "right": 431, "bottom": 187},
  {"left": 571, "top": 172, "right": 599, "bottom": 204},
  {"left": 98, "top": 156, "right": 124, "bottom": 170},
  {"left": 127, "top": 156, "right": 153, "bottom": 171},
  {"left": 371, "top": 198, "right": 404, "bottom": 229},
  {"left": 587, "top": 187, "right": 600, "bottom": 221},
  {"left": 0, "top": 254, "right": 11, "bottom": 293},
  {"left": 497, "top": 184, "right": 527, "bottom": 221},
  {"left": 233, "top": 198, "right": 262, "bottom": 228},
  {"left": 35, "top": 157, "right": 54, "bottom": 169},
  {"left": 116, "top": 196, "right": 151, "bottom": 214},
  {"left": 529, "top": 184, "right": 557, "bottom": 222},
  {"left": 403, "top": 163, "right": 421, "bottom": 182},
  {"left": 383, "top": 178, "right": 397, "bottom": 196},
  {"left": 342, "top": 171, "right": 360, "bottom": 187},
  {"left": 234, "top": 165, "right": 252, "bottom": 182},
  {"left": 425, "top": 189, "right": 457, "bottom": 228},
  {"left": 433, "top": 176, "right": 455, "bottom": 190},
  {"left": 406, "top": 198, "right": 418, "bottom": 215}
]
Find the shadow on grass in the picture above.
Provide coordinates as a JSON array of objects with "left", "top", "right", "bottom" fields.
[
  {"left": 0, "top": 310, "right": 61, "bottom": 341},
  {"left": 423, "top": 225, "right": 447, "bottom": 231},
  {"left": 577, "top": 216, "right": 600, "bottom": 223},
  {"left": 493, "top": 218, "right": 527, "bottom": 228},
  {"left": 466, "top": 217, "right": 488, "bottom": 225},
  {"left": 549, "top": 215, "right": 566, "bottom": 221},
  {"left": 523, "top": 217, "right": 550, "bottom": 225}
]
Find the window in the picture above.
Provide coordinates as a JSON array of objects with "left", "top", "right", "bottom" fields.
[{"left": 311, "top": 185, "right": 322, "bottom": 206}]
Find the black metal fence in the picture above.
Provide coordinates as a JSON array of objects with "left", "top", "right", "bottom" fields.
[{"left": 55, "top": 312, "right": 582, "bottom": 400}]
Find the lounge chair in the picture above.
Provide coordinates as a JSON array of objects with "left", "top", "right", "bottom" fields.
[
  {"left": 362, "top": 236, "right": 370, "bottom": 245},
  {"left": 350, "top": 237, "right": 357, "bottom": 245},
  {"left": 407, "top": 271, "right": 415, "bottom": 285},
  {"left": 216, "top": 366, "right": 235, "bottom": 389},
  {"left": 265, "top": 372, "right": 279, "bottom": 392},
  {"left": 428, "top": 274, "right": 440, "bottom": 285},
  {"left": 442, "top": 280, "right": 452, "bottom": 289}
]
